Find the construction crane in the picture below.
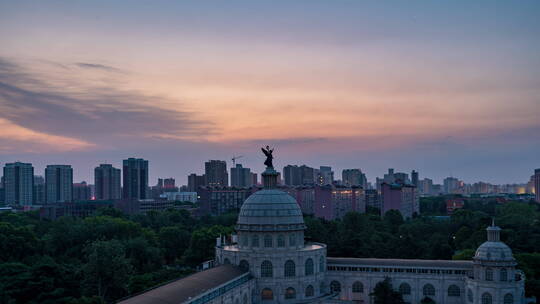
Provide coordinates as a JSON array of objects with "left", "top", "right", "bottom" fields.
[{"left": 232, "top": 155, "right": 244, "bottom": 166}]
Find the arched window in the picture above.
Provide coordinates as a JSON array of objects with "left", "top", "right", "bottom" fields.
[
  {"left": 467, "top": 289, "right": 474, "bottom": 303},
  {"left": 485, "top": 268, "right": 493, "bottom": 281},
  {"left": 284, "top": 260, "right": 296, "bottom": 277},
  {"left": 277, "top": 235, "right": 285, "bottom": 247},
  {"left": 330, "top": 281, "right": 341, "bottom": 293},
  {"left": 500, "top": 268, "right": 508, "bottom": 281},
  {"left": 319, "top": 256, "right": 325, "bottom": 272},
  {"left": 305, "top": 285, "right": 314, "bottom": 297},
  {"left": 482, "top": 292, "right": 492, "bottom": 304},
  {"left": 448, "top": 285, "right": 460, "bottom": 297},
  {"left": 352, "top": 281, "right": 363, "bottom": 293},
  {"left": 305, "top": 258, "right": 314, "bottom": 275},
  {"left": 241, "top": 235, "right": 248, "bottom": 246},
  {"left": 235, "top": 299, "right": 239, "bottom": 304},
  {"left": 239, "top": 260, "right": 249, "bottom": 271},
  {"left": 285, "top": 287, "right": 296, "bottom": 299},
  {"left": 504, "top": 293, "right": 513, "bottom": 304},
  {"left": 252, "top": 235, "right": 259, "bottom": 247},
  {"left": 399, "top": 282, "right": 411, "bottom": 295},
  {"left": 224, "top": 258, "right": 230, "bottom": 265},
  {"left": 289, "top": 234, "right": 296, "bottom": 246},
  {"left": 243, "top": 294, "right": 248, "bottom": 304},
  {"left": 264, "top": 235, "right": 272, "bottom": 247},
  {"left": 261, "top": 260, "right": 273, "bottom": 278},
  {"left": 261, "top": 288, "right": 273, "bottom": 300},
  {"left": 423, "top": 284, "right": 435, "bottom": 296}
]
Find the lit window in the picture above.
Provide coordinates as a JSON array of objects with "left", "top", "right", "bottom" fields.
[
  {"left": 285, "top": 287, "right": 296, "bottom": 299},
  {"left": 261, "top": 288, "right": 273, "bottom": 300}
]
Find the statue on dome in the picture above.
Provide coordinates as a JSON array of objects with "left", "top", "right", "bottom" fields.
[{"left": 261, "top": 145, "right": 274, "bottom": 168}]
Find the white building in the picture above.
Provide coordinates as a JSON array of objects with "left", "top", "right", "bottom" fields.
[{"left": 121, "top": 168, "right": 527, "bottom": 304}]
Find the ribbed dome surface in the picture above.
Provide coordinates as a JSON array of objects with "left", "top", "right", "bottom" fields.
[
  {"left": 236, "top": 189, "right": 304, "bottom": 230},
  {"left": 474, "top": 241, "right": 514, "bottom": 261}
]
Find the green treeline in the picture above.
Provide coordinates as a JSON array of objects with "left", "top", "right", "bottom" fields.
[{"left": 0, "top": 200, "right": 539, "bottom": 303}]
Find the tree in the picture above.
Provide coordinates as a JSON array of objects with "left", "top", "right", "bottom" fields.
[
  {"left": 184, "top": 225, "right": 232, "bottom": 266},
  {"left": 158, "top": 226, "right": 190, "bottom": 264},
  {"left": 369, "top": 278, "right": 404, "bottom": 304},
  {"left": 81, "top": 240, "right": 132, "bottom": 302}
]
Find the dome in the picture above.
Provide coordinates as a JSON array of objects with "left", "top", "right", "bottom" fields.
[
  {"left": 474, "top": 224, "right": 515, "bottom": 263},
  {"left": 236, "top": 189, "right": 305, "bottom": 232},
  {"left": 474, "top": 241, "right": 514, "bottom": 261}
]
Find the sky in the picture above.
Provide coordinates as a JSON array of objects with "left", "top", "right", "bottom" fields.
[{"left": 0, "top": 0, "right": 539, "bottom": 185}]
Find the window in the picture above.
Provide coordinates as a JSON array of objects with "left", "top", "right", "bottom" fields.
[
  {"left": 239, "top": 260, "right": 249, "bottom": 271},
  {"left": 261, "top": 260, "right": 273, "bottom": 277},
  {"left": 289, "top": 234, "right": 296, "bottom": 246},
  {"left": 482, "top": 292, "right": 492, "bottom": 304},
  {"left": 305, "top": 258, "right": 314, "bottom": 275},
  {"left": 252, "top": 235, "right": 259, "bottom": 247},
  {"left": 504, "top": 293, "right": 513, "bottom": 304},
  {"left": 285, "top": 287, "right": 296, "bottom": 299},
  {"left": 277, "top": 235, "right": 285, "bottom": 247},
  {"left": 319, "top": 256, "right": 325, "bottom": 272},
  {"left": 468, "top": 289, "right": 474, "bottom": 303},
  {"left": 448, "top": 285, "right": 460, "bottom": 297},
  {"left": 305, "top": 285, "right": 314, "bottom": 297},
  {"left": 352, "top": 281, "right": 363, "bottom": 293},
  {"left": 320, "top": 282, "right": 325, "bottom": 294},
  {"left": 330, "top": 281, "right": 341, "bottom": 293},
  {"left": 261, "top": 288, "right": 273, "bottom": 300},
  {"left": 486, "top": 268, "right": 493, "bottom": 281},
  {"left": 224, "top": 258, "right": 230, "bottom": 265},
  {"left": 284, "top": 260, "right": 295, "bottom": 277},
  {"left": 243, "top": 294, "right": 248, "bottom": 304},
  {"left": 423, "top": 284, "right": 435, "bottom": 296},
  {"left": 264, "top": 235, "right": 272, "bottom": 247},
  {"left": 399, "top": 283, "right": 411, "bottom": 295},
  {"left": 501, "top": 268, "right": 508, "bottom": 281},
  {"left": 241, "top": 235, "right": 248, "bottom": 246}
]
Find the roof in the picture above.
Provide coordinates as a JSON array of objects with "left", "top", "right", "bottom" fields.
[
  {"left": 236, "top": 189, "right": 304, "bottom": 228},
  {"left": 327, "top": 257, "right": 473, "bottom": 269},
  {"left": 118, "top": 265, "right": 247, "bottom": 304}
]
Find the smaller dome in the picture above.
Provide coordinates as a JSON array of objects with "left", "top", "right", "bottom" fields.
[
  {"left": 236, "top": 189, "right": 305, "bottom": 232},
  {"left": 474, "top": 241, "right": 514, "bottom": 261}
]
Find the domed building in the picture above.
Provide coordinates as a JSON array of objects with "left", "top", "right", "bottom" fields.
[
  {"left": 464, "top": 223, "right": 525, "bottom": 304},
  {"left": 216, "top": 167, "right": 327, "bottom": 302},
  {"left": 121, "top": 151, "right": 527, "bottom": 304}
]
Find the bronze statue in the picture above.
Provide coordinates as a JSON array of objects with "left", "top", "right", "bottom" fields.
[{"left": 261, "top": 145, "right": 274, "bottom": 168}]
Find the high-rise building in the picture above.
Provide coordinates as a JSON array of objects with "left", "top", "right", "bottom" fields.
[
  {"left": 45, "top": 165, "right": 73, "bottom": 203},
  {"left": 122, "top": 158, "right": 149, "bottom": 200},
  {"left": 95, "top": 164, "right": 121, "bottom": 200},
  {"left": 283, "top": 165, "right": 301, "bottom": 186},
  {"left": 187, "top": 173, "right": 206, "bottom": 192},
  {"left": 163, "top": 178, "right": 175, "bottom": 189},
  {"left": 418, "top": 178, "right": 433, "bottom": 196},
  {"left": 411, "top": 170, "right": 419, "bottom": 187},
  {"left": 535, "top": 169, "right": 540, "bottom": 203},
  {"left": 342, "top": 169, "right": 367, "bottom": 188},
  {"left": 444, "top": 177, "right": 460, "bottom": 194},
  {"left": 251, "top": 172, "right": 258, "bottom": 186},
  {"left": 381, "top": 182, "right": 419, "bottom": 218},
  {"left": 3, "top": 162, "right": 34, "bottom": 205},
  {"left": 317, "top": 166, "right": 334, "bottom": 185},
  {"left": 33, "top": 175, "right": 45, "bottom": 205},
  {"left": 231, "top": 164, "right": 252, "bottom": 188},
  {"left": 205, "top": 160, "right": 228, "bottom": 187},
  {"left": 73, "top": 181, "right": 92, "bottom": 201}
]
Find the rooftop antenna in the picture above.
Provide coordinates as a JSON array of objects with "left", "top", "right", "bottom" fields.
[{"left": 232, "top": 155, "right": 244, "bottom": 166}]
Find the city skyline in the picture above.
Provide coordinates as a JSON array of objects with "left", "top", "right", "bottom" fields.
[
  {"left": 1, "top": 1, "right": 539, "bottom": 185},
  {"left": 1, "top": 155, "right": 537, "bottom": 187}
]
